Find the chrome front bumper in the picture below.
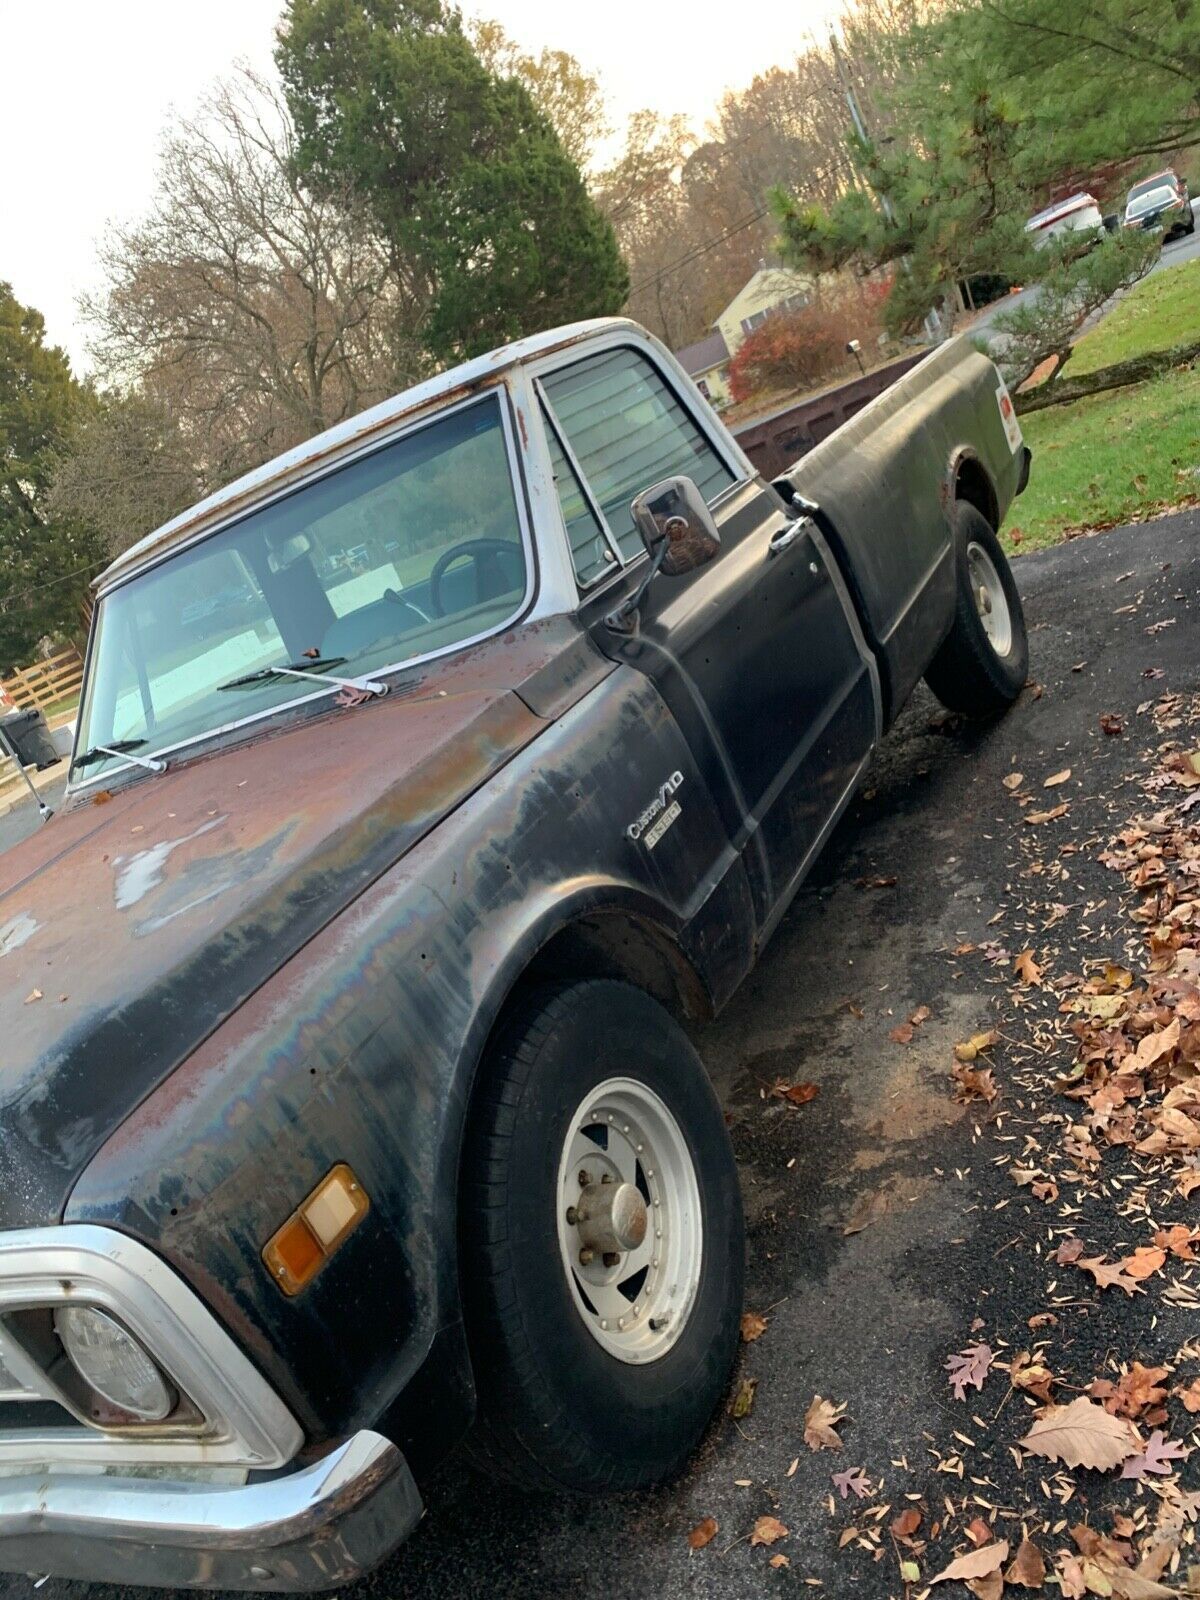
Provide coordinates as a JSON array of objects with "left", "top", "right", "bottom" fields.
[{"left": 0, "top": 1429, "right": 422, "bottom": 1591}]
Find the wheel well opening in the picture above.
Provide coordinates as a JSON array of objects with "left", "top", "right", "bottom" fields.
[
  {"left": 516, "top": 912, "right": 712, "bottom": 1028},
  {"left": 955, "top": 456, "right": 999, "bottom": 529}
]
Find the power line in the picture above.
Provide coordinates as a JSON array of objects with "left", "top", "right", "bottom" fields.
[
  {"left": 0, "top": 556, "right": 108, "bottom": 614},
  {"left": 625, "top": 150, "right": 856, "bottom": 298}
]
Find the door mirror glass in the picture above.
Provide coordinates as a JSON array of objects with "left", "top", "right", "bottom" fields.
[{"left": 630, "top": 477, "right": 720, "bottom": 577}]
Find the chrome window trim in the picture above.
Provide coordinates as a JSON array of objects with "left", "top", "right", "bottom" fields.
[
  {"left": 0, "top": 1226, "right": 301, "bottom": 1470},
  {"left": 527, "top": 329, "right": 749, "bottom": 487},
  {"left": 526, "top": 330, "right": 758, "bottom": 608},
  {"left": 529, "top": 335, "right": 745, "bottom": 597},
  {"left": 70, "top": 389, "right": 539, "bottom": 796},
  {"left": 532, "top": 383, "right": 624, "bottom": 589}
]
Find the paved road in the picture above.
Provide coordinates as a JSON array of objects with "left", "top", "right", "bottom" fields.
[
  {"left": 1, "top": 509, "right": 1197, "bottom": 1599},
  {"left": 970, "top": 200, "right": 1200, "bottom": 334}
]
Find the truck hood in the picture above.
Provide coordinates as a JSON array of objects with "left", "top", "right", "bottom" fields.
[{"left": 0, "top": 672, "right": 547, "bottom": 1229}]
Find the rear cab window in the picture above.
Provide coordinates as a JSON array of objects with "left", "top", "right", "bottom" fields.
[{"left": 538, "top": 347, "right": 736, "bottom": 591}]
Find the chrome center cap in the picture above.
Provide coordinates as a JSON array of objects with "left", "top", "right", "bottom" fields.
[{"left": 575, "top": 1180, "right": 648, "bottom": 1254}]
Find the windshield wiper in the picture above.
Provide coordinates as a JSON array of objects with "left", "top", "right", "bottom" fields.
[
  {"left": 73, "top": 738, "right": 168, "bottom": 775},
  {"left": 216, "top": 656, "right": 387, "bottom": 697}
]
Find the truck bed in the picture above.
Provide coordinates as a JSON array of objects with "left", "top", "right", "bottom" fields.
[{"left": 777, "top": 336, "right": 1028, "bottom": 722}]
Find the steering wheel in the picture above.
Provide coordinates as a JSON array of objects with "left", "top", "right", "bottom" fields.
[{"left": 428, "top": 538, "right": 519, "bottom": 619}]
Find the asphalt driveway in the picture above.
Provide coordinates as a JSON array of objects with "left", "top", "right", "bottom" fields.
[{"left": 1, "top": 508, "right": 1197, "bottom": 1599}]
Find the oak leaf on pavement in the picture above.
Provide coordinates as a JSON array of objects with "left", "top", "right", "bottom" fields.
[{"left": 1018, "top": 1397, "right": 1140, "bottom": 1471}]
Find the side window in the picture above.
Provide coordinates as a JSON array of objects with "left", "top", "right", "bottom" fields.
[
  {"left": 541, "top": 347, "right": 736, "bottom": 564},
  {"left": 540, "top": 405, "right": 614, "bottom": 589}
]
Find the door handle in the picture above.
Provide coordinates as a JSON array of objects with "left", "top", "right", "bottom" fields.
[{"left": 768, "top": 515, "right": 813, "bottom": 557}]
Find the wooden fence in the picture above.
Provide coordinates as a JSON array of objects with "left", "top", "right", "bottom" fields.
[{"left": 2, "top": 646, "right": 85, "bottom": 714}]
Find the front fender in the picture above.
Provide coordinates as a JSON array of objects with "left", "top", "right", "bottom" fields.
[{"left": 66, "top": 671, "right": 751, "bottom": 1467}]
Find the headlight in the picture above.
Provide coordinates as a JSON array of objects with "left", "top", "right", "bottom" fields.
[{"left": 54, "top": 1305, "right": 175, "bottom": 1421}]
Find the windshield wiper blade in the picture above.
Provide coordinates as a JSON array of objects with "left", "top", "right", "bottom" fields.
[
  {"left": 216, "top": 656, "right": 387, "bottom": 697},
  {"left": 73, "top": 739, "right": 167, "bottom": 775}
]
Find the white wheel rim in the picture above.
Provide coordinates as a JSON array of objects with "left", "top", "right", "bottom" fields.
[
  {"left": 967, "top": 540, "right": 1013, "bottom": 657},
  {"left": 555, "top": 1077, "right": 703, "bottom": 1365}
]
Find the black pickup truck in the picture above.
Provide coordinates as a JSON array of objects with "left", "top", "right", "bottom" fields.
[{"left": 0, "top": 318, "right": 1030, "bottom": 1590}]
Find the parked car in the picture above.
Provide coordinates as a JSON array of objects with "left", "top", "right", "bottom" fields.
[
  {"left": 1024, "top": 191, "right": 1105, "bottom": 249},
  {"left": 1122, "top": 169, "right": 1195, "bottom": 238},
  {"left": 0, "top": 317, "right": 1031, "bottom": 1591}
]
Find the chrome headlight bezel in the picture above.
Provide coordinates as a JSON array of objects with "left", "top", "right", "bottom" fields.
[{"left": 0, "top": 1225, "right": 301, "bottom": 1470}]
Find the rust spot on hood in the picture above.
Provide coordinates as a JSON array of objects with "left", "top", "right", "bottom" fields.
[{"left": 0, "top": 619, "right": 585, "bottom": 1227}]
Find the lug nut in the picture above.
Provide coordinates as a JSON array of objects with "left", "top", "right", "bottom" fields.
[
  {"left": 579, "top": 1247, "right": 594, "bottom": 1266},
  {"left": 578, "top": 1170, "right": 589, "bottom": 1187},
  {"left": 602, "top": 1251, "right": 620, "bottom": 1268},
  {"left": 601, "top": 1173, "right": 612, "bottom": 1185},
  {"left": 565, "top": 1205, "right": 579, "bottom": 1226},
  {"left": 649, "top": 1314, "right": 670, "bottom": 1332}
]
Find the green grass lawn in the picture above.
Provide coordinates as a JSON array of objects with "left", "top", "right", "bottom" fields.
[
  {"left": 1067, "top": 256, "right": 1200, "bottom": 375},
  {"left": 1002, "top": 362, "right": 1200, "bottom": 554}
]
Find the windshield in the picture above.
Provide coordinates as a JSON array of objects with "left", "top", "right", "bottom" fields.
[
  {"left": 73, "top": 396, "right": 528, "bottom": 782},
  {"left": 1127, "top": 185, "right": 1176, "bottom": 217}
]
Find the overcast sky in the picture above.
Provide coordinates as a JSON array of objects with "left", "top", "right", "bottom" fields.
[{"left": 1, "top": 0, "right": 843, "bottom": 372}]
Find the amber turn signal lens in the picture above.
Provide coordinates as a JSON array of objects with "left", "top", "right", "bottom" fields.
[{"left": 263, "top": 1164, "right": 369, "bottom": 1296}]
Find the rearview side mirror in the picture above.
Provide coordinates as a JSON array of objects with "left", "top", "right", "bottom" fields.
[{"left": 630, "top": 477, "right": 720, "bottom": 577}]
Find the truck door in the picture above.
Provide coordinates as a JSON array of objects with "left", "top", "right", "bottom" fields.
[{"left": 536, "top": 340, "right": 879, "bottom": 925}]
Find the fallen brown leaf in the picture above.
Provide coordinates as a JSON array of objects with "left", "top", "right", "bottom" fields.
[
  {"left": 1121, "top": 1246, "right": 1166, "bottom": 1280},
  {"left": 750, "top": 1515, "right": 788, "bottom": 1547},
  {"left": 1175, "top": 1377, "right": 1200, "bottom": 1414},
  {"left": 1076, "top": 1255, "right": 1145, "bottom": 1296},
  {"left": 803, "top": 1394, "right": 846, "bottom": 1452},
  {"left": 1005, "top": 1536, "right": 1046, "bottom": 1589},
  {"left": 688, "top": 1517, "right": 718, "bottom": 1549},
  {"left": 1098, "top": 1363, "right": 1169, "bottom": 1420},
  {"left": 1011, "top": 1350, "right": 1056, "bottom": 1404},
  {"left": 1154, "top": 1224, "right": 1198, "bottom": 1260},
  {"left": 890, "top": 1023, "right": 915, "bottom": 1044},
  {"left": 966, "top": 1516, "right": 995, "bottom": 1547},
  {"left": 1057, "top": 1554, "right": 1087, "bottom": 1598},
  {"left": 740, "top": 1312, "right": 768, "bottom": 1343},
  {"left": 770, "top": 1079, "right": 820, "bottom": 1107},
  {"left": 952, "top": 1062, "right": 998, "bottom": 1103},
  {"left": 930, "top": 1540, "right": 1009, "bottom": 1585},
  {"left": 1014, "top": 948, "right": 1044, "bottom": 985},
  {"left": 966, "top": 1573, "right": 1003, "bottom": 1600},
  {"left": 768, "top": 1553, "right": 789, "bottom": 1569},
  {"left": 1018, "top": 1396, "right": 1140, "bottom": 1471},
  {"left": 1044, "top": 768, "right": 1072, "bottom": 787},
  {"left": 891, "top": 1507, "right": 921, "bottom": 1539},
  {"left": 1003, "top": 772, "right": 1025, "bottom": 791},
  {"left": 1025, "top": 803, "right": 1070, "bottom": 825}
]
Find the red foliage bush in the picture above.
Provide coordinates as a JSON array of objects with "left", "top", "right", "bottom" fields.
[{"left": 727, "top": 281, "right": 889, "bottom": 405}]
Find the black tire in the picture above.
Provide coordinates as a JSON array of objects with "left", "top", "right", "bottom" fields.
[
  {"left": 924, "top": 500, "right": 1028, "bottom": 717},
  {"left": 460, "top": 978, "right": 744, "bottom": 1493}
]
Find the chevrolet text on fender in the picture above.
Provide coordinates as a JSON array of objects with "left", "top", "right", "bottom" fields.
[{"left": 0, "top": 316, "right": 1031, "bottom": 1591}]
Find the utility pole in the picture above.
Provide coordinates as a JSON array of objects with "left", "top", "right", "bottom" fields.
[{"left": 830, "top": 33, "right": 944, "bottom": 344}]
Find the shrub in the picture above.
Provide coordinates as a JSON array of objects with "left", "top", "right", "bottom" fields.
[{"left": 727, "top": 282, "right": 888, "bottom": 405}]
